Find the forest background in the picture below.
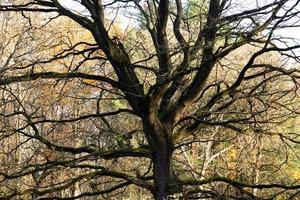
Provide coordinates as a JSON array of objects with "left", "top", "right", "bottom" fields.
[{"left": 0, "top": 0, "right": 299, "bottom": 199}]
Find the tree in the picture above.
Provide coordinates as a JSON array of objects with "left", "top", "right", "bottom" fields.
[{"left": 0, "top": 0, "right": 300, "bottom": 199}]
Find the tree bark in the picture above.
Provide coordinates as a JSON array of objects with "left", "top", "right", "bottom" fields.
[
  {"left": 153, "top": 138, "right": 175, "bottom": 200},
  {"left": 143, "top": 120, "right": 181, "bottom": 200}
]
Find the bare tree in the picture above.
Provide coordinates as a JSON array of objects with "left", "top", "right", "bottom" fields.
[{"left": 0, "top": 0, "right": 300, "bottom": 199}]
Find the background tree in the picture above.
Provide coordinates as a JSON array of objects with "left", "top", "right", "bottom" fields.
[{"left": 0, "top": 0, "right": 300, "bottom": 199}]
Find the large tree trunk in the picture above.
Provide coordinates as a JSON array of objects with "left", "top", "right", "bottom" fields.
[
  {"left": 144, "top": 120, "right": 181, "bottom": 200},
  {"left": 153, "top": 138, "right": 176, "bottom": 200}
]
